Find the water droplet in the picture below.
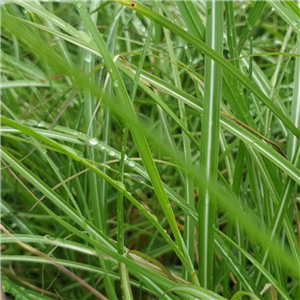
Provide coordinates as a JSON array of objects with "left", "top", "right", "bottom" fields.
[
  {"left": 109, "top": 150, "right": 116, "bottom": 157},
  {"left": 22, "top": 8, "right": 28, "bottom": 14},
  {"left": 11, "top": 223, "right": 17, "bottom": 228},
  {"left": 109, "top": 68, "right": 113, "bottom": 73},
  {"left": 77, "top": 151, "right": 84, "bottom": 158},
  {"left": 72, "top": 131, "right": 79, "bottom": 136},
  {"left": 76, "top": 2, "right": 82, "bottom": 8},
  {"left": 128, "top": 161, "right": 135, "bottom": 167},
  {"left": 37, "top": 121, "right": 46, "bottom": 127},
  {"left": 124, "top": 154, "right": 128, "bottom": 160},
  {"left": 184, "top": 45, "right": 188, "bottom": 50},
  {"left": 100, "top": 145, "right": 105, "bottom": 150},
  {"left": 85, "top": 52, "right": 92, "bottom": 62},
  {"left": 42, "top": 149, "right": 47, "bottom": 154},
  {"left": 89, "top": 138, "right": 99, "bottom": 146},
  {"left": 113, "top": 80, "right": 119, "bottom": 87}
]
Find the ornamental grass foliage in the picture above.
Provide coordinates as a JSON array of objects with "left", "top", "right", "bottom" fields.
[{"left": 1, "top": 1, "right": 300, "bottom": 300}]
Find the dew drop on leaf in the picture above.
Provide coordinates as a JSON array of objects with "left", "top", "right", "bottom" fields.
[{"left": 89, "top": 138, "right": 99, "bottom": 146}]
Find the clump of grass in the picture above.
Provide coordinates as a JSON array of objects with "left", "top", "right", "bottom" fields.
[{"left": 1, "top": 1, "right": 299, "bottom": 300}]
